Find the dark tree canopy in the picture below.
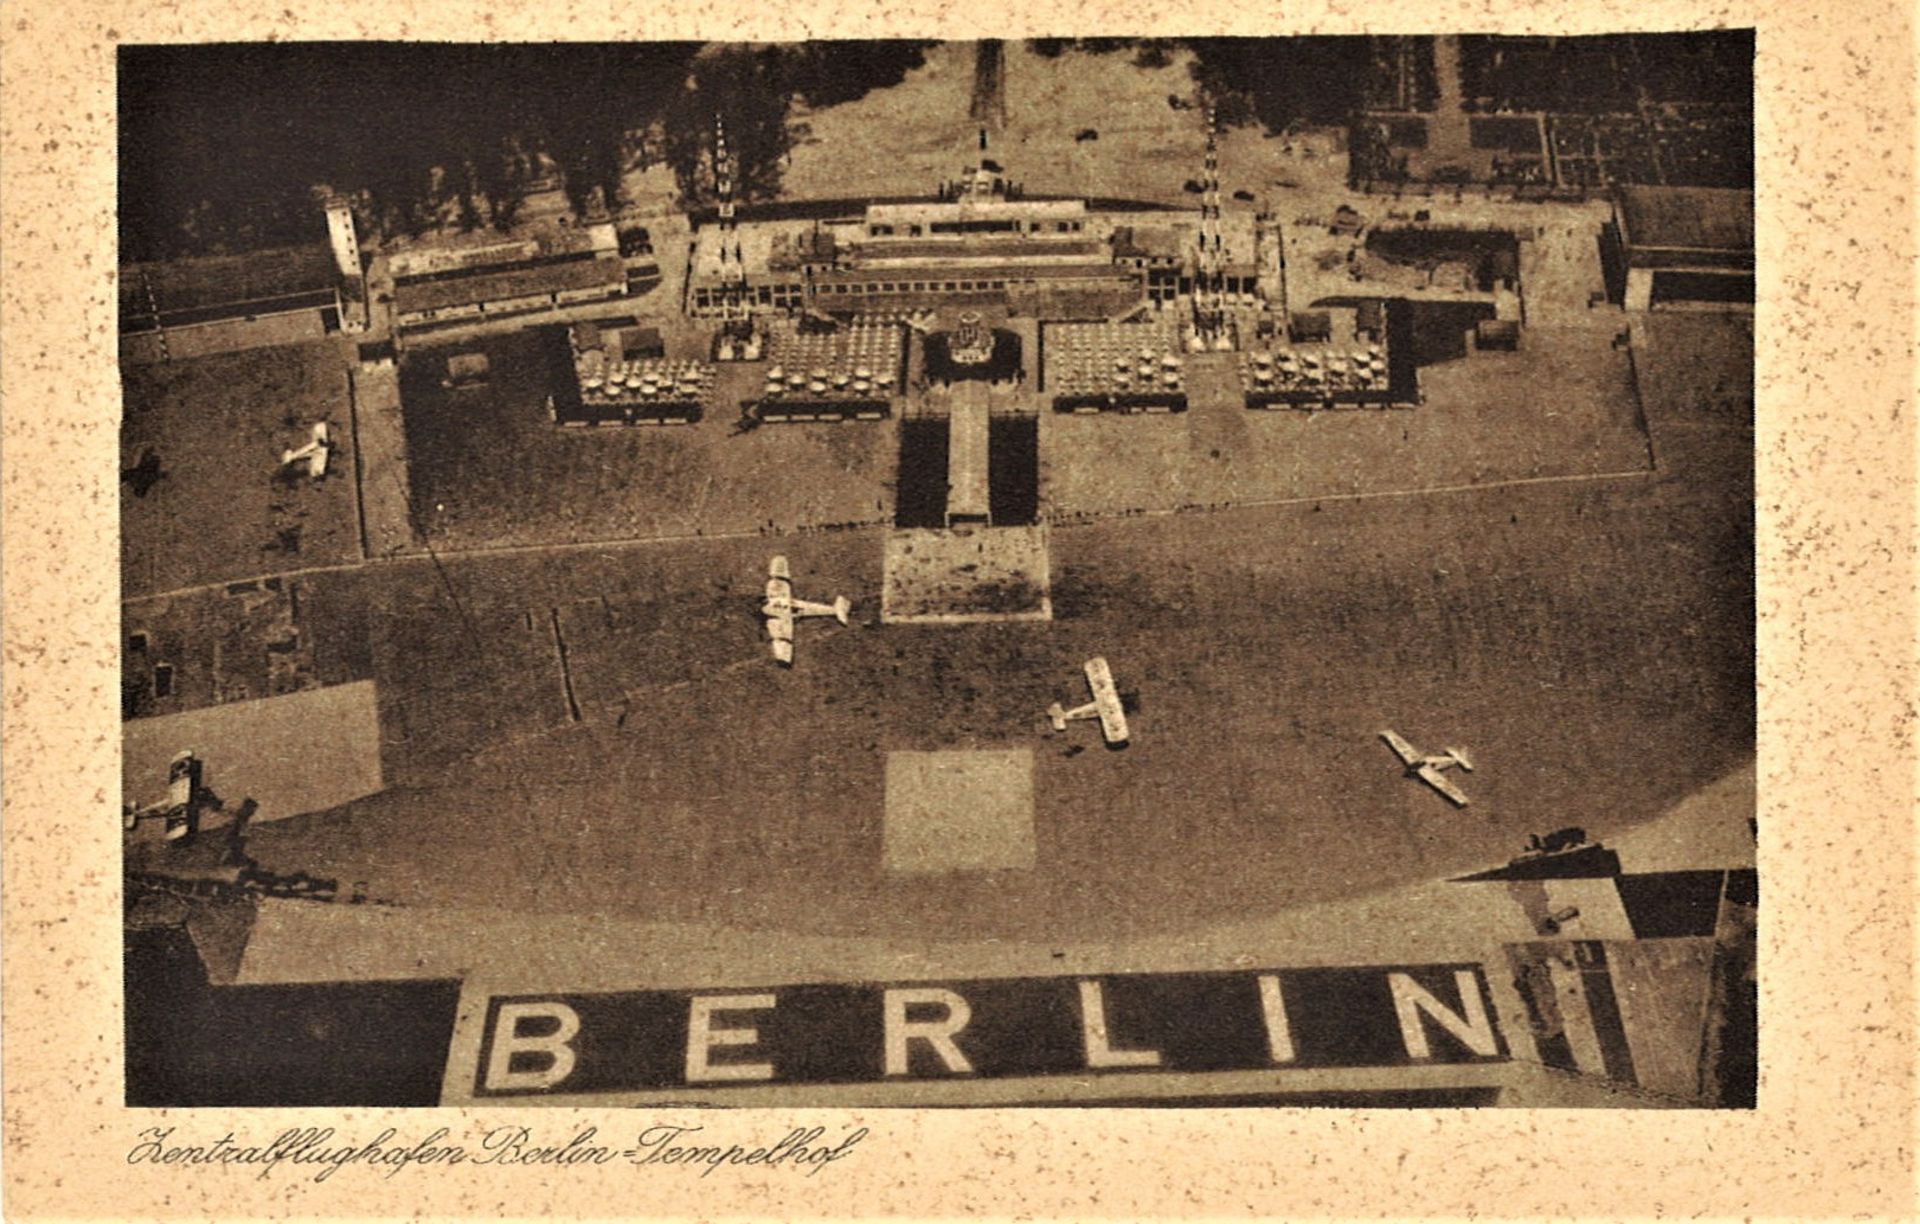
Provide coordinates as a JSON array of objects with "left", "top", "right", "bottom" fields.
[
  {"left": 783, "top": 41, "right": 936, "bottom": 109},
  {"left": 120, "top": 42, "right": 700, "bottom": 261},
  {"left": 1183, "top": 37, "right": 1375, "bottom": 131},
  {"left": 1018, "top": 37, "right": 1373, "bottom": 130},
  {"left": 120, "top": 40, "right": 943, "bottom": 262}
]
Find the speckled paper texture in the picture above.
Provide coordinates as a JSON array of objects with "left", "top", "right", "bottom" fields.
[{"left": 2, "top": 0, "right": 1914, "bottom": 1218}]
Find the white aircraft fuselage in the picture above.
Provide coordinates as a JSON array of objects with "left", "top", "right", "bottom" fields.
[
  {"left": 1048, "top": 657, "right": 1130, "bottom": 747},
  {"left": 761, "top": 555, "right": 850, "bottom": 666}
]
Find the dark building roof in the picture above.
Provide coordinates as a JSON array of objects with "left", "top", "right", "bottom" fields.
[
  {"left": 120, "top": 245, "right": 338, "bottom": 329},
  {"left": 393, "top": 255, "right": 624, "bottom": 315},
  {"left": 1476, "top": 318, "right": 1522, "bottom": 349},
  {"left": 1111, "top": 226, "right": 1183, "bottom": 260},
  {"left": 1289, "top": 310, "right": 1333, "bottom": 340},
  {"left": 851, "top": 236, "right": 1106, "bottom": 265},
  {"left": 817, "top": 261, "right": 1131, "bottom": 286},
  {"left": 769, "top": 228, "right": 838, "bottom": 271},
  {"left": 1614, "top": 185, "right": 1754, "bottom": 268}
]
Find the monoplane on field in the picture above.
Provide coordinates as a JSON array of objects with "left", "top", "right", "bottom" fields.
[
  {"left": 1380, "top": 729, "right": 1474, "bottom": 806},
  {"left": 1048, "top": 657, "right": 1130, "bottom": 747},
  {"left": 761, "top": 555, "right": 851, "bottom": 666}
]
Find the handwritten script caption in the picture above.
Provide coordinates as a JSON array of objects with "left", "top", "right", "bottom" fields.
[{"left": 127, "top": 1124, "right": 868, "bottom": 1183}]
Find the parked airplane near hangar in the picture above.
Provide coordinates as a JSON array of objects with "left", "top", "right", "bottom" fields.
[
  {"left": 761, "top": 555, "right": 850, "bottom": 665},
  {"left": 123, "top": 750, "right": 202, "bottom": 842},
  {"left": 1048, "top": 657, "right": 1130, "bottom": 747},
  {"left": 1380, "top": 729, "right": 1474, "bottom": 806},
  {"left": 279, "top": 422, "right": 332, "bottom": 480}
]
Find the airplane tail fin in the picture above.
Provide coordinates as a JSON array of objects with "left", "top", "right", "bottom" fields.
[
  {"left": 1448, "top": 748, "right": 1474, "bottom": 772},
  {"left": 832, "top": 596, "right": 851, "bottom": 625},
  {"left": 1047, "top": 703, "right": 1068, "bottom": 732}
]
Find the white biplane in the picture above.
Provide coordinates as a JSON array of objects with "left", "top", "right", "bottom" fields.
[
  {"left": 280, "top": 422, "right": 332, "bottom": 480},
  {"left": 760, "top": 555, "right": 850, "bottom": 665},
  {"left": 123, "top": 750, "right": 202, "bottom": 841},
  {"left": 1380, "top": 729, "right": 1473, "bottom": 807},
  {"left": 1048, "top": 657, "right": 1130, "bottom": 747}
]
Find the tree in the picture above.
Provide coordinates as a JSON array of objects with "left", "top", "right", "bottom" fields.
[{"left": 663, "top": 46, "right": 795, "bottom": 208}]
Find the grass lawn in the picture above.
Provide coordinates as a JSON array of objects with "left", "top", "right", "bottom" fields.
[{"left": 121, "top": 340, "right": 359, "bottom": 597}]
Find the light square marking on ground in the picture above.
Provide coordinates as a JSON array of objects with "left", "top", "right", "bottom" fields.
[{"left": 884, "top": 749, "right": 1036, "bottom": 873}]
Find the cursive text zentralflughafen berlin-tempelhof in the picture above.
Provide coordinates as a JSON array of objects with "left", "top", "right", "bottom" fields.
[{"left": 125, "top": 1124, "right": 868, "bottom": 1182}]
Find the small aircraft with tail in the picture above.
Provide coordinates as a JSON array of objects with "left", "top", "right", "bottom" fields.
[
  {"left": 123, "top": 750, "right": 202, "bottom": 842},
  {"left": 761, "top": 555, "right": 850, "bottom": 665},
  {"left": 280, "top": 422, "right": 332, "bottom": 480},
  {"left": 1380, "top": 729, "right": 1473, "bottom": 806},
  {"left": 1048, "top": 657, "right": 1130, "bottom": 748}
]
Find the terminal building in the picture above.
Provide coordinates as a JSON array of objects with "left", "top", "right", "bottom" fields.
[{"left": 688, "top": 164, "right": 1267, "bottom": 322}]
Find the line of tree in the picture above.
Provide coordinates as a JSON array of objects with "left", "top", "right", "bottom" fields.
[
  {"left": 119, "top": 40, "right": 935, "bottom": 263},
  {"left": 1026, "top": 36, "right": 1375, "bottom": 131}
]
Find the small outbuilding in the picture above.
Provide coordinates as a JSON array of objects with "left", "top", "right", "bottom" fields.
[
  {"left": 1288, "top": 310, "right": 1333, "bottom": 344},
  {"left": 1475, "top": 318, "right": 1521, "bottom": 352}
]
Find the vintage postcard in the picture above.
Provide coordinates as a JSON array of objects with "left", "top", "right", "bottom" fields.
[{"left": 2, "top": 1, "right": 1914, "bottom": 1219}]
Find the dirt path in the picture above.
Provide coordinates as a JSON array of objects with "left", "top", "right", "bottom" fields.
[{"left": 970, "top": 39, "right": 1008, "bottom": 134}]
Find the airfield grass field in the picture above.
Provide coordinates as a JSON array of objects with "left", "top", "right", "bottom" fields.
[
  {"left": 230, "top": 312, "right": 1750, "bottom": 943},
  {"left": 1041, "top": 324, "right": 1649, "bottom": 519},
  {"left": 780, "top": 40, "right": 1316, "bottom": 209},
  {"left": 120, "top": 32, "right": 1754, "bottom": 957},
  {"left": 399, "top": 328, "right": 897, "bottom": 550},
  {"left": 121, "top": 339, "right": 360, "bottom": 598}
]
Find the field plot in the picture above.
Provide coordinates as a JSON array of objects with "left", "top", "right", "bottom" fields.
[
  {"left": 122, "top": 575, "right": 374, "bottom": 720},
  {"left": 121, "top": 340, "right": 359, "bottom": 597},
  {"left": 782, "top": 42, "right": 978, "bottom": 202},
  {"left": 399, "top": 328, "right": 898, "bottom": 550},
  {"left": 779, "top": 41, "right": 1280, "bottom": 209},
  {"left": 1041, "top": 324, "right": 1649, "bottom": 518},
  {"left": 124, "top": 680, "right": 383, "bottom": 828},
  {"left": 246, "top": 320, "right": 1750, "bottom": 943}
]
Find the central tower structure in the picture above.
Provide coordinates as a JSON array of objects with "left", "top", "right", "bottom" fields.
[{"left": 1189, "top": 106, "right": 1233, "bottom": 352}]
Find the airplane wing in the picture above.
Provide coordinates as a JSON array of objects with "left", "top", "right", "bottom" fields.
[
  {"left": 1416, "top": 764, "right": 1471, "bottom": 807},
  {"left": 766, "top": 606, "right": 794, "bottom": 664},
  {"left": 1380, "top": 730, "right": 1421, "bottom": 766},
  {"left": 166, "top": 753, "right": 198, "bottom": 808},
  {"left": 1085, "top": 658, "right": 1129, "bottom": 744},
  {"left": 768, "top": 555, "right": 792, "bottom": 582}
]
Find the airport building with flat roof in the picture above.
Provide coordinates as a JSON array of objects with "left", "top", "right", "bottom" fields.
[
  {"left": 388, "top": 223, "right": 628, "bottom": 330},
  {"left": 1611, "top": 184, "right": 1754, "bottom": 310},
  {"left": 688, "top": 164, "right": 1266, "bottom": 321}
]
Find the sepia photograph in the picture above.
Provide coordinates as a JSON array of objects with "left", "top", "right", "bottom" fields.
[{"left": 113, "top": 34, "right": 1761, "bottom": 1110}]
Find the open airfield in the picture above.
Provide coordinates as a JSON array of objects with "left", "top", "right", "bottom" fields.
[
  {"left": 121, "top": 340, "right": 360, "bottom": 598},
  {"left": 115, "top": 42, "right": 1757, "bottom": 1111},
  {"left": 211, "top": 314, "right": 1754, "bottom": 946}
]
